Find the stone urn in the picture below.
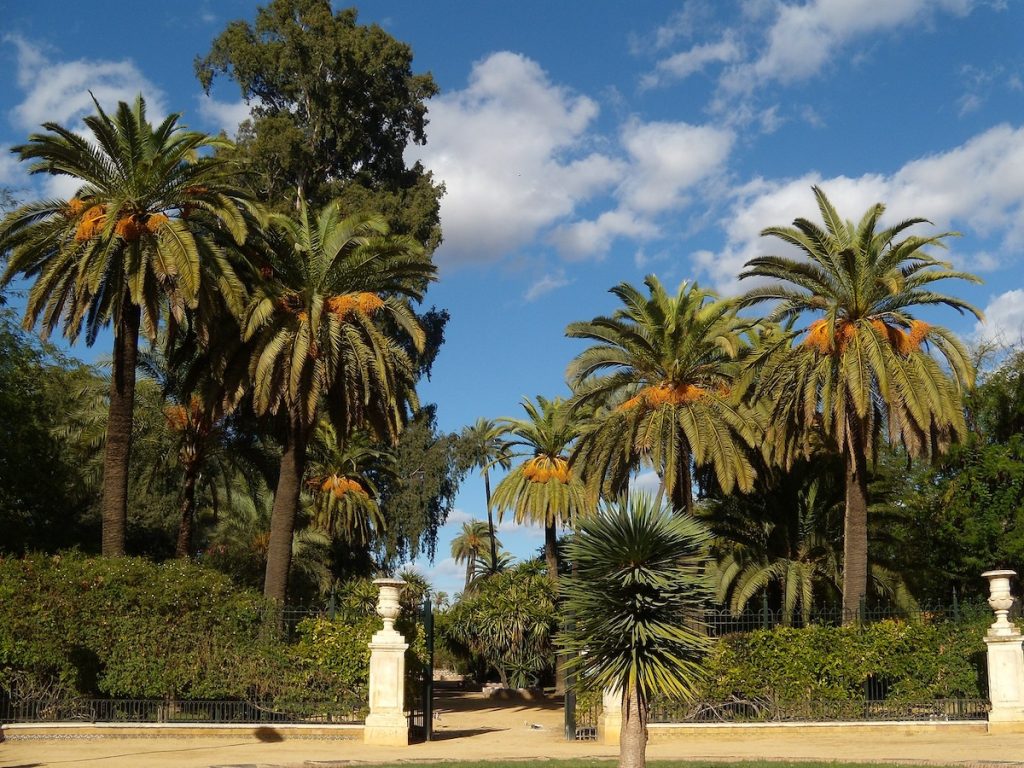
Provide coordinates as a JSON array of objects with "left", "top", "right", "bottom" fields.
[
  {"left": 373, "top": 577, "right": 405, "bottom": 633},
  {"left": 983, "top": 569, "right": 1018, "bottom": 636}
]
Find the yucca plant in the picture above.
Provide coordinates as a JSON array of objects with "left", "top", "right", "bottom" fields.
[
  {"left": 561, "top": 493, "right": 712, "bottom": 768},
  {"left": 739, "top": 185, "right": 981, "bottom": 620},
  {"left": 0, "top": 95, "right": 252, "bottom": 555},
  {"left": 242, "top": 196, "right": 433, "bottom": 602},
  {"left": 566, "top": 276, "right": 756, "bottom": 513}
]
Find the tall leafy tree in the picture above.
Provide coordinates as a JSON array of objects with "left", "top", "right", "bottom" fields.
[
  {"left": 460, "top": 418, "right": 512, "bottom": 570},
  {"left": 196, "top": 0, "right": 443, "bottom": 250},
  {"left": 450, "top": 520, "right": 496, "bottom": 591},
  {"left": 491, "top": 396, "right": 589, "bottom": 582},
  {"left": 0, "top": 96, "right": 251, "bottom": 555},
  {"left": 561, "top": 494, "right": 712, "bottom": 768},
  {"left": 566, "top": 276, "right": 756, "bottom": 513},
  {"left": 739, "top": 185, "right": 980, "bottom": 620},
  {"left": 242, "top": 197, "right": 433, "bottom": 602}
]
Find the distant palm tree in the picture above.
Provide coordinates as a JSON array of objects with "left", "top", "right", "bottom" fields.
[
  {"left": 566, "top": 276, "right": 756, "bottom": 513},
  {"left": 491, "top": 396, "right": 589, "bottom": 581},
  {"left": 739, "top": 186, "right": 980, "bottom": 620},
  {"left": 561, "top": 493, "right": 712, "bottom": 768},
  {"left": 242, "top": 197, "right": 434, "bottom": 603},
  {"left": 450, "top": 520, "right": 495, "bottom": 590},
  {"left": 460, "top": 418, "right": 512, "bottom": 573},
  {"left": 0, "top": 96, "right": 251, "bottom": 555},
  {"left": 305, "top": 421, "right": 390, "bottom": 546}
]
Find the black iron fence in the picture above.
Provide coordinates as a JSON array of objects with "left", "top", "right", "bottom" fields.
[
  {"left": 700, "top": 599, "right": 990, "bottom": 636},
  {"left": 1, "top": 697, "right": 365, "bottom": 725}
]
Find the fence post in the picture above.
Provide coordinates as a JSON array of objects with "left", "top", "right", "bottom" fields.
[
  {"left": 981, "top": 570, "right": 1024, "bottom": 733},
  {"left": 421, "top": 596, "right": 434, "bottom": 742},
  {"left": 599, "top": 686, "right": 622, "bottom": 746},
  {"left": 364, "top": 578, "right": 410, "bottom": 746},
  {"left": 761, "top": 593, "right": 770, "bottom": 630}
]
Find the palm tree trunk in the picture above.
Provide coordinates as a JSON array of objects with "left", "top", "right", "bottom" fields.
[
  {"left": 264, "top": 416, "right": 308, "bottom": 604},
  {"left": 101, "top": 302, "right": 141, "bottom": 556},
  {"left": 669, "top": 448, "right": 693, "bottom": 514},
  {"left": 620, "top": 681, "right": 648, "bottom": 768},
  {"left": 842, "top": 416, "right": 870, "bottom": 624},
  {"left": 465, "top": 557, "right": 474, "bottom": 591},
  {"left": 484, "top": 468, "right": 498, "bottom": 570},
  {"left": 544, "top": 519, "right": 559, "bottom": 581},
  {"left": 175, "top": 464, "right": 199, "bottom": 558}
]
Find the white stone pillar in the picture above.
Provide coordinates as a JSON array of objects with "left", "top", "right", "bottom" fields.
[
  {"left": 599, "top": 685, "right": 622, "bottom": 745},
  {"left": 364, "top": 577, "right": 410, "bottom": 746},
  {"left": 982, "top": 570, "right": 1024, "bottom": 733}
]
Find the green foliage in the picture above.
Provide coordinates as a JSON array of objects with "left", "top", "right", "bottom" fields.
[
  {"left": 0, "top": 311, "right": 97, "bottom": 552},
  {"left": 0, "top": 553, "right": 286, "bottom": 700},
  {"left": 196, "top": 0, "right": 443, "bottom": 249},
  {"left": 561, "top": 494, "right": 713, "bottom": 700},
  {"left": 698, "top": 620, "right": 988, "bottom": 703},
  {"left": 445, "top": 563, "right": 557, "bottom": 688}
]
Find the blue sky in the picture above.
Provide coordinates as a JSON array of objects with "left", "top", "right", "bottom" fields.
[{"left": 2, "top": 0, "right": 1023, "bottom": 597}]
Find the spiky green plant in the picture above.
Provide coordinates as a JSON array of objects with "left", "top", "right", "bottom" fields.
[
  {"left": 739, "top": 185, "right": 981, "bottom": 620},
  {"left": 561, "top": 493, "right": 712, "bottom": 768},
  {"left": 0, "top": 95, "right": 251, "bottom": 555}
]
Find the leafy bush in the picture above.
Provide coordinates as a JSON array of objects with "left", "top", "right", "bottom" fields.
[
  {"left": 0, "top": 553, "right": 356, "bottom": 707},
  {"left": 698, "top": 619, "right": 988, "bottom": 704}
]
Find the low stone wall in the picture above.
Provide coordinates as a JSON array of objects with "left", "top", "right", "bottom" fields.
[
  {"left": 645, "top": 719, "right": 986, "bottom": 742},
  {"left": 0, "top": 721, "right": 363, "bottom": 741}
]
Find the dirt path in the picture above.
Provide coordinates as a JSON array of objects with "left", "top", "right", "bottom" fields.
[{"left": 2, "top": 691, "right": 1023, "bottom": 768}]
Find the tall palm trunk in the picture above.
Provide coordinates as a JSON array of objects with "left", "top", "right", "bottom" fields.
[
  {"left": 545, "top": 516, "right": 566, "bottom": 693},
  {"left": 841, "top": 414, "right": 870, "bottom": 624},
  {"left": 101, "top": 302, "right": 141, "bottom": 556},
  {"left": 264, "top": 416, "right": 308, "bottom": 604},
  {"left": 620, "top": 681, "right": 648, "bottom": 768},
  {"left": 669, "top": 448, "right": 693, "bottom": 514},
  {"left": 464, "top": 555, "right": 475, "bottom": 591},
  {"left": 175, "top": 463, "right": 199, "bottom": 558},
  {"left": 484, "top": 468, "right": 498, "bottom": 570}
]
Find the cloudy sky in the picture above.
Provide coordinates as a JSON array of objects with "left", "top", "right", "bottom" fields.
[{"left": 2, "top": 0, "right": 1023, "bottom": 596}]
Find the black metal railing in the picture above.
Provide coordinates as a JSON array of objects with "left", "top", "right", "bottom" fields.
[
  {"left": 648, "top": 696, "right": 989, "bottom": 723},
  {"left": 1, "top": 697, "right": 365, "bottom": 725},
  {"left": 570, "top": 695, "right": 600, "bottom": 740},
  {"left": 700, "top": 599, "right": 989, "bottom": 636}
]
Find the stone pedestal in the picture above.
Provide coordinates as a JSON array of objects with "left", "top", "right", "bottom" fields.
[
  {"left": 982, "top": 570, "right": 1024, "bottom": 733},
  {"left": 364, "top": 578, "right": 410, "bottom": 746},
  {"left": 599, "top": 686, "right": 622, "bottom": 746}
]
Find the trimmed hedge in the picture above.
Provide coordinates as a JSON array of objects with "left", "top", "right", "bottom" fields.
[
  {"left": 0, "top": 553, "right": 359, "bottom": 708},
  {"left": 699, "top": 620, "right": 988, "bottom": 703}
]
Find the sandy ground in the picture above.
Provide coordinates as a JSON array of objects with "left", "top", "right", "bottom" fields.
[{"left": 2, "top": 691, "right": 1023, "bottom": 768}]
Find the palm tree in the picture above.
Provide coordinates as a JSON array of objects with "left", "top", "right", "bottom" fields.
[
  {"left": 0, "top": 96, "right": 251, "bottom": 556},
  {"left": 460, "top": 418, "right": 512, "bottom": 570},
  {"left": 243, "top": 197, "right": 434, "bottom": 602},
  {"left": 490, "top": 396, "right": 589, "bottom": 581},
  {"left": 566, "top": 276, "right": 756, "bottom": 513},
  {"left": 561, "top": 493, "right": 712, "bottom": 768},
  {"left": 304, "top": 420, "right": 390, "bottom": 547},
  {"left": 739, "top": 185, "right": 981, "bottom": 620},
  {"left": 450, "top": 519, "right": 495, "bottom": 590},
  {"left": 703, "top": 465, "right": 844, "bottom": 626}
]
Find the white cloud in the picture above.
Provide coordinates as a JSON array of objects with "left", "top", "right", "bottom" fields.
[
  {"left": 552, "top": 120, "right": 734, "bottom": 260},
  {"left": 524, "top": 270, "right": 572, "bottom": 302},
  {"left": 409, "top": 52, "right": 621, "bottom": 266},
  {"left": 743, "top": 0, "right": 974, "bottom": 88},
  {"left": 693, "top": 124, "right": 1024, "bottom": 292},
  {"left": 444, "top": 508, "right": 476, "bottom": 527},
  {"left": 641, "top": 36, "right": 741, "bottom": 89},
  {"left": 630, "top": 470, "right": 662, "bottom": 496},
  {"left": 6, "top": 35, "right": 166, "bottom": 132},
  {"left": 976, "top": 290, "right": 1024, "bottom": 344},
  {"left": 197, "top": 95, "right": 251, "bottom": 137},
  {"left": 0, "top": 146, "right": 20, "bottom": 187}
]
